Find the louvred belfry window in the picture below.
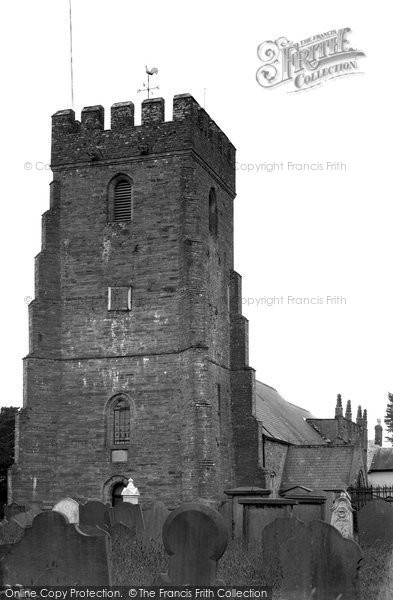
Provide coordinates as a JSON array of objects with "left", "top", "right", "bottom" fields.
[
  {"left": 114, "top": 179, "right": 132, "bottom": 222},
  {"left": 114, "top": 397, "right": 131, "bottom": 444}
]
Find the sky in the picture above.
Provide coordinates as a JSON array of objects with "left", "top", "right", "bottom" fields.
[{"left": 0, "top": 1, "right": 392, "bottom": 443}]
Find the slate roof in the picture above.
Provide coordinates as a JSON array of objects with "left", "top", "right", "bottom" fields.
[
  {"left": 369, "top": 448, "right": 393, "bottom": 472},
  {"left": 280, "top": 445, "right": 362, "bottom": 491},
  {"left": 255, "top": 380, "right": 326, "bottom": 445}
]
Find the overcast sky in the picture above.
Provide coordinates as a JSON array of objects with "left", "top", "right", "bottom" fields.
[{"left": 1, "top": 1, "right": 391, "bottom": 443}]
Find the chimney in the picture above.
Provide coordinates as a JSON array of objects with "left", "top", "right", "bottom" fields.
[
  {"left": 335, "top": 394, "right": 343, "bottom": 417},
  {"left": 345, "top": 400, "right": 352, "bottom": 421},
  {"left": 375, "top": 419, "right": 383, "bottom": 446}
]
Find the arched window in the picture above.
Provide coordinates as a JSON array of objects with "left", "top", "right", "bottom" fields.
[
  {"left": 113, "top": 396, "right": 131, "bottom": 444},
  {"left": 112, "top": 482, "right": 126, "bottom": 506},
  {"left": 108, "top": 174, "right": 133, "bottom": 223},
  {"left": 209, "top": 188, "right": 218, "bottom": 236}
]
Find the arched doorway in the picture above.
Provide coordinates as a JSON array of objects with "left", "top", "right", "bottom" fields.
[{"left": 112, "top": 482, "right": 126, "bottom": 506}]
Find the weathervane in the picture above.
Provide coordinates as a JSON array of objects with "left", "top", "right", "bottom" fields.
[{"left": 137, "top": 66, "right": 159, "bottom": 99}]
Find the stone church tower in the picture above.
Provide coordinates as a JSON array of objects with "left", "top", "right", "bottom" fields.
[{"left": 10, "top": 94, "right": 265, "bottom": 508}]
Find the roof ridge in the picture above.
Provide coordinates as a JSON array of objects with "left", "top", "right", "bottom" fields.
[{"left": 256, "top": 379, "right": 278, "bottom": 392}]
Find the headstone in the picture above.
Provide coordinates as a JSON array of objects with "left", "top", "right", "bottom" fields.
[
  {"left": 0, "top": 520, "right": 24, "bottom": 546},
  {"left": 79, "top": 500, "right": 109, "bottom": 535},
  {"left": 3, "top": 504, "right": 25, "bottom": 521},
  {"left": 53, "top": 498, "right": 80, "bottom": 524},
  {"left": 155, "top": 502, "right": 228, "bottom": 585},
  {"left": 358, "top": 499, "right": 393, "bottom": 545},
  {"left": 121, "top": 478, "right": 140, "bottom": 504},
  {"left": 11, "top": 507, "right": 40, "bottom": 530},
  {"left": 104, "top": 503, "right": 144, "bottom": 534},
  {"left": 143, "top": 501, "right": 170, "bottom": 541},
  {"left": 331, "top": 491, "right": 354, "bottom": 539},
  {"left": 261, "top": 518, "right": 362, "bottom": 600},
  {"left": 0, "top": 511, "right": 111, "bottom": 585}
]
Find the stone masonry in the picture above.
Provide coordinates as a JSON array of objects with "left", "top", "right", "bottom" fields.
[{"left": 10, "top": 94, "right": 266, "bottom": 508}]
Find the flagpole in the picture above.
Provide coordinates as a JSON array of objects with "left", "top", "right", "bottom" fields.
[{"left": 69, "top": 0, "right": 75, "bottom": 109}]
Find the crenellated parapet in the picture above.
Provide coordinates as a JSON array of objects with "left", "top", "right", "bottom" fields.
[{"left": 51, "top": 94, "right": 236, "bottom": 192}]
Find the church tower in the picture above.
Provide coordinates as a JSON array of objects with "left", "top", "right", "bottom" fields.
[{"left": 10, "top": 94, "right": 266, "bottom": 508}]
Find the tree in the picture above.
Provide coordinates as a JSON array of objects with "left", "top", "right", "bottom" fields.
[
  {"left": 0, "top": 406, "right": 18, "bottom": 514},
  {"left": 384, "top": 392, "right": 393, "bottom": 445}
]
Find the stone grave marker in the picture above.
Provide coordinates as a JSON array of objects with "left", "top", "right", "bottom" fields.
[
  {"left": 143, "top": 501, "right": 170, "bottom": 541},
  {"left": 155, "top": 502, "right": 228, "bottom": 585},
  {"left": 261, "top": 517, "right": 362, "bottom": 600},
  {"left": 331, "top": 491, "right": 354, "bottom": 539},
  {"left": 0, "top": 520, "right": 24, "bottom": 546},
  {"left": 358, "top": 499, "right": 393, "bottom": 545},
  {"left": 104, "top": 502, "right": 144, "bottom": 534},
  {"left": 3, "top": 504, "right": 25, "bottom": 521},
  {"left": 0, "top": 511, "right": 111, "bottom": 585},
  {"left": 79, "top": 500, "right": 109, "bottom": 535},
  {"left": 11, "top": 505, "right": 41, "bottom": 529},
  {"left": 52, "top": 497, "right": 80, "bottom": 524}
]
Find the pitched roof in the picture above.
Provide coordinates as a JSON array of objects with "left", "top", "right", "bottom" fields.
[
  {"left": 369, "top": 448, "right": 393, "bottom": 472},
  {"left": 280, "top": 445, "right": 362, "bottom": 491},
  {"left": 255, "top": 380, "right": 326, "bottom": 445}
]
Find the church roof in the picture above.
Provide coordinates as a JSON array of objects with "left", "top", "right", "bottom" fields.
[
  {"left": 369, "top": 447, "right": 393, "bottom": 472},
  {"left": 280, "top": 445, "right": 363, "bottom": 491},
  {"left": 255, "top": 380, "right": 326, "bottom": 445}
]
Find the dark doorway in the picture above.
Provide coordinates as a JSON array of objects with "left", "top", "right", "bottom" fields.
[{"left": 112, "top": 483, "right": 126, "bottom": 506}]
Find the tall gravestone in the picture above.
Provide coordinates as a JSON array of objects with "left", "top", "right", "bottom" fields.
[
  {"left": 104, "top": 503, "right": 144, "bottom": 535},
  {"left": 0, "top": 511, "right": 111, "bottom": 585},
  {"left": 79, "top": 500, "right": 110, "bottom": 535},
  {"left": 156, "top": 502, "right": 228, "bottom": 585},
  {"left": 143, "top": 501, "right": 170, "bottom": 541},
  {"left": 261, "top": 518, "right": 362, "bottom": 600},
  {"left": 358, "top": 499, "right": 393, "bottom": 545},
  {"left": 331, "top": 491, "right": 354, "bottom": 539}
]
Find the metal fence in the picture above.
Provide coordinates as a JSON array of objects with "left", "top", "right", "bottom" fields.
[{"left": 348, "top": 485, "right": 393, "bottom": 511}]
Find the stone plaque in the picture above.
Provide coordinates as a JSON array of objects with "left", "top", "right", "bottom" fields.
[{"left": 111, "top": 449, "right": 128, "bottom": 463}]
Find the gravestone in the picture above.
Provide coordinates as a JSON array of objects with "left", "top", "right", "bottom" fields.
[
  {"left": 53, "top": 498, "right": 80, "bottom": 524},
  {"left": 79, "top": 500, "right": 109, "bottom": 535},
  {"left": 261, "top": 518, "right": 362, "bottom": 600},
  {"left": 11, "top": 506, "right": 41, "bottom": 529},
  {"left": 156, "top": 502, "right": 228, "bottom": 585},
  {"left": 358, "top": 499, "right": 393, "bottom": 545},
  {"left": 331, "top": 491, "right": 354, "bottom": 539},
  {"left": 121, "top": 478, "right": 140, "bottom": 505},
  {"left": 0, "top": 511, "right": 111, "bottom": 585},
  {"left": 104, "top": 502, "right": 144, "bottom": 534},
  {"left": 3, "top": 504, "right": 25, "bottom": 521},
  {"left": 143, "top": 501, "right": 170, "bottom": 541},
  {"left": 0, "top": 520, "right": 24, "bottom": 546}
]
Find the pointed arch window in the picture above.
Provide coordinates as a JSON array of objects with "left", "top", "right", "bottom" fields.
[{"left": 209, "top": 188, "right": 218, "bottom": 236}]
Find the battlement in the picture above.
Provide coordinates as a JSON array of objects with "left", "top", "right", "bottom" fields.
[{"left": 51, "top": 94, "right": 236, "bottom": 191}]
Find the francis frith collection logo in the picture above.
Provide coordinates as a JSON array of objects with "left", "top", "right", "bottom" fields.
[{"left": 256, "top": 27, "right": 365, "bottom": 92}]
